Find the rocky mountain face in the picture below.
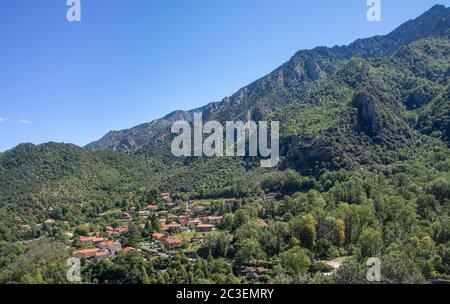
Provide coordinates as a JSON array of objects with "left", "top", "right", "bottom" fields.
[
  {"left": 285, "top": 89, "right": 415, "bottom": 175},
  {"left": 86, "top": 5, "right": 450, "bottom": 162}
]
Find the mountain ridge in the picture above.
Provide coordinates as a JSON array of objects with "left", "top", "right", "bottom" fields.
[{"left": 85, "top": 4, "right": 450, "bottom": 154}]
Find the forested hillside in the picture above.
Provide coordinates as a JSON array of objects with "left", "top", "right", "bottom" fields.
[{"left": 0, "top": 5, "right": 449, "bottom": 284}]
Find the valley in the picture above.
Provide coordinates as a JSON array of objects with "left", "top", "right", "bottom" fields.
[{"left": 0, "top": 4, "right": 449, "bottom": 285}]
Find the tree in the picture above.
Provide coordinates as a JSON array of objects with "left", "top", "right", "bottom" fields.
[
  {"left": 431, "top": 178, "right": 450, "bottom": 202},
  {"left": 234, "top": 239, "right": 266, "bottom": 265},
  {"left": 121, "top": 223, "right": 141, "bottom": 248},
  {"left": 145, "top": 214, "right": 162, "bottom": 233},
  {"left": 290, "top": 214, "right": 317, "bottom": 250},
  {"left": 358, "top": 228, "right": 383, "bottom": 258},
  {"left": 335, "top": 219, "right": 346, "bottom": 247},
  {"left": 279, "top": 247, "right": 311, "bottom": 276},
  {"left": 232, "top": 209, "right": 251, "bottom": 230},
  {"left": 334, "top": 258, "right": 366, "bottom": 284},
  {"left": 381, "top": 251, "right": 426, "bottom": 284},
  {"left": 218, "top": 214, "right": 234, "bottom": 230},
  {"left": 74, "top": 225, "right": 90, "bottom": 237},
  {"left": 0, "top": 240, "right": 69, "bottom": 284},
  {"left": 198, "top": 232, "right": 232, "bottom": 258}
]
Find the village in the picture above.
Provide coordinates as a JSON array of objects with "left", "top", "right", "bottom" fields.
[
  {"left": 62, "top": 192, "right": 241, "bottom": 264},
  {"left": 63, "top": 193, "right": 227, "bottom": 260},
  {"left": 12, "top": 189, "right": 347, "bottom": 281}
]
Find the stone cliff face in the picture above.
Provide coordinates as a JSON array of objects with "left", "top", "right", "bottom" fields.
[{"left": 285, "top": 89, "right": 415, "bottom": 175}]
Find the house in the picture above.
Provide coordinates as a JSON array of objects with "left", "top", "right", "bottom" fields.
[
  {"left": 79, "top": 236, "right": 105, "bottom": 245},
  {"left": 188, "top": 219, "right": 201, "bottom": 226},
  {"left": 206, "top": 216, "right": 223, "bottom": 224},
  {"left": 161, "top": 192, "right": 171, "bottom": 200},
  {"left": 98, "top": 241, "right": 122, "bottom": 254},
  {"left": 72, "top": 248, "right": 101, "bottom": 259},
  {"left": 44, "top": 219, "right": 55, "bottom": 225},
  {"left": 195, "top": 224, "right": 215, "bottom": 233},
  {"left": 159, "top": 218, "right": 167, "bottom": 225},
  {"left": 147, "top": 204, "right": 158, "bottom": 211},
  {"left": 14, "top": 216, "right": 22, "bottom": 222},
  {"left": 20, "top": 224, "right": 31, "bottom": 232},
  {"left": 152, "top": 233, "right": 166, "bottom": 241},
  {"left": 162, "top": 223, "right": 181, "bottom": 233},
  {"left": 138, "top": 210, "right": 150, "bottom": 217},
  {"left": 105, "top": 225, "right": 129, "bottom": 236},
  {"left": 121, "top": 212, "right": 132, "bottom": 220},
  {"left": 163, "top": 237, "right": 182, "bottom": 249}
]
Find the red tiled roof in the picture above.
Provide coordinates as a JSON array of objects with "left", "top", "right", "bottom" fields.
[
  {"left": 72, "top": 248, "right": 100, "bottom": 256},
  {"left": 152, "top": 233, "right": 166, "bottom": 240},
  {"left": 197, "top": 224, "right": 215, "bottom": 228},
  {"left": 80, "top": 236, "right": 105, "bottom": 243},
  {"left": 121, "top": 247, "right": 136, "bottom": 252},
  {"left": 164, "top": 237, "right": 182, "bottom": 245},
  {"left": 99, "top": 241, "right": 120, "bottom": 248}
]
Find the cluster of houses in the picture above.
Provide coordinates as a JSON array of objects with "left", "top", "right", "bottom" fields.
[
  {"left": 65, "top": 193, "right": 232, "bottom": 261},
  {"left": 12, "top": 191, "right": 282, "bottom": 281},
  {"left": 71, "top": 236, "right": 139, "bottom": 261},
  {"left": 139, "top": 194, "right": 232, "bottom": 249}
]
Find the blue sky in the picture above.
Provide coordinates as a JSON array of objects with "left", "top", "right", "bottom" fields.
[{"left": 0, "top": 0, "right": 448, "bottom": 152}]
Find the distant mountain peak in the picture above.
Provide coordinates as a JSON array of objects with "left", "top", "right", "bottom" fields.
[{"left": 86, "top": 5, "right": 449, "bottom": 154}]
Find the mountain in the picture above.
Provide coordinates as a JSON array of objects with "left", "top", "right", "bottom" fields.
[
  {"left": 1, "top": 4, "right": 449, "bottom": 222},
  {"left": 0, "top": 143, "right": 164, "bottom": 222},
  {"left": 86, "top": 4, "right": 450, "bottom": 155}
]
